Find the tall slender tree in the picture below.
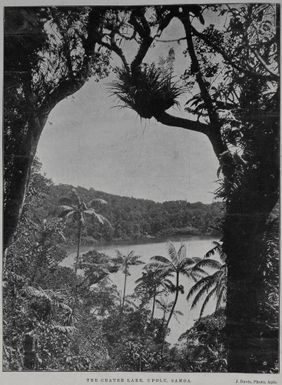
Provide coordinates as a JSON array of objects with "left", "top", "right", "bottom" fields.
[
  {"left": 135, "top": 264, "right": 173, "bottom": 321},
  {"left": 149, "top": 242, "right": 203, "bottom": 334},
  {"left": 156, "top": 297, "right": 184, "bottom": 327},
  {"left": 58, "top": 189, "right": 111, "bottom": 303},
  {"left": 113, "top": 250, "right": 144, "bottom": 312}
]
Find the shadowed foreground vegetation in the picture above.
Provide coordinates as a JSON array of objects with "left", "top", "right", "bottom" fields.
[{"left": 3, "top": 164, "right": 279, "bottom": 372}]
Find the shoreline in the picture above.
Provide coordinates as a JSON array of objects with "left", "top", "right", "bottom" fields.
[{"left": 64, "top": 233, "right": 221, "bottom": 255}]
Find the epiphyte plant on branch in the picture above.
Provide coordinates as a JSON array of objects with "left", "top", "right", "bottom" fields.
[{"left": 110, "top": 63, "right": 185, "bottom": 119}]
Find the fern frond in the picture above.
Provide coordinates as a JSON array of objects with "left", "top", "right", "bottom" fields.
[{"left": 199, "top": 286, "right": 217, "bottom": 319}]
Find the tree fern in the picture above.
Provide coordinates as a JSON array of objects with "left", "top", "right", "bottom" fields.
[{"left": 186, "top": 246, "right": 227, "bottom": 320}]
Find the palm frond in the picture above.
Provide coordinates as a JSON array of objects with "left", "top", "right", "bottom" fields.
[
  {"left": 129, "top": 254, "right": 144, "bottom": 265},
  {"left": 215, "top": 286, "right": 227, "bottom": 311},
  {"left": 178, "top": 258, "right": 195, "bottom": 271},
  {"left": 195, "top": 259, "right": 223, "bottom": 270},
  {"left": 150, "top": 255, "right": 171, "bottom": 266},
  {"left": 51, "top": 324, "right": 76, "bottom": 334},
  {"left": 174, "top": 310, "right": 184, "bottom": 316},
  {"left": 199, "top": 286, "right": 217, "bottom": 319},
  {"left": 24, "top": 286, "right": 51, "bottom": 301},
  {"left": 127, "top": 250, "right": 135, "bottom": 260},
  {"left": 163, "top": 277, "right": 175, "bottom": 287},
  {"left": 167, "top": 242, "right": 178, "bottom": 267},
  {"left": 58, "top": 205, "right": 74, "bottom": 216},
  {"left": 173, "top": 310, "right": 184, "bottom": 323},
  {"left": 192, "top": 257, "right": 202, "bottom": 264},
  {"left": 188, "top": 270, "right": 205, "bottom": 282},
  {"left": 190, "top": 279, "right": 216, "bottom": 309},
  {"left": 204, "top": 245, "right": 218, "bottom": 259},
  {"left": 84, "top": 210, "right": 112, "bottom": 228},
  {"left": 182, "top": 265, "right": 207, "bottom": 281},
  {"left": 204, "top": 241, "right": 225, "bottom": 261},
  {"left": 89, "top": 198, "right": 108, "bottom": 207},
  {"left": 177, "top": 244, "right": 187, "bottom": 263},
  {"left": 192, "top": 265, "right": 209, "bottom": 276},
  {"left": 58, "top": 197, "right": 73, "bottom": 206},
  {"left": 24, "top": 286, "right": 73, "bottom": 315},
  {"left": 186, "top": 274, "right": 215, "bottom": 301},
  {"left": 58, "top": 302, "right": 73, "bottom": 314},
  {"left": 150, "top": 262, "right": 174, "bottom": 275}
]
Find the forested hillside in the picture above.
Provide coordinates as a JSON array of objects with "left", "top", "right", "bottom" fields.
[{"left": 45, "top": 182, "right": 224, "bottom": 245}]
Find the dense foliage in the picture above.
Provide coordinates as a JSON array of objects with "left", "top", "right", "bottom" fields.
[
  {"left": 3, "top": 162, "right": 225, "bottom": 371},
  {"left": 3, "top": 159, "right": 279, "bottom": 372},
  {"left": 4, "top": 4, "right": 279, "bottom": 373},
  {"left": 43, "top": 183, "right": 224, "bottom": 245}
]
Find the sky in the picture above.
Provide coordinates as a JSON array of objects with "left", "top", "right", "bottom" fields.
[{"left": 36, "top": 11, "right": 220, "bottom": 204}]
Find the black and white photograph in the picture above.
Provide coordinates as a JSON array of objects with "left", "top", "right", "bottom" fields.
[{"left": 2, "top": 0, "right": 280, "bottom": 380}]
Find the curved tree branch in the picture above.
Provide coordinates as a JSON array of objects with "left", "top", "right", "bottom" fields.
[
  {"left": 99, "top": 36, "right": 129, "bottom": 70},
  {"left": 129, "top": 8, "right": 154, "bottom": 72},
  {"left": 154, "top": 111, "right": 229, "bottom": 165},
  {"left": 129, "top": 7, "right": 175, "bottom": 72},
  {"left": 154, "top": 111, "right": 209, "bottom": 135}
]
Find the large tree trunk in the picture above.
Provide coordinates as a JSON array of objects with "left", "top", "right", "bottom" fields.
[
  {"left": 224, "top": 202, "right": 278, "bottom": 371},
  {"left": 3, "top": 7, "right": 103, "bottom": 253},
  {"left": 223, "top": 114, "right": 279, "bottom": 372},
  {"left": 3, "top": 116, "right": 46, "bottom": 252}
]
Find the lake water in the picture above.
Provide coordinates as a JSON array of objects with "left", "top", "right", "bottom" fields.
[{"left": 62, "top": 236, "right": 219, "bottom": 345}]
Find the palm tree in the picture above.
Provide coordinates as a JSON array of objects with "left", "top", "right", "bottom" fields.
[
  {"left": 58, "top": 189, "right": 111, "bottom": 277},
  {"left": 135, "top": 264, "right": 173, "bottom": 321},
  {"left": 148, "top": 241, "right": 204, "bottom": 332},
  {"left": 156, "top": 297, "right": 184, "bottom": 326},
  {"left": 113, "top": 250, "right": 144, "bottom": 312},
  {"left": 186, "top": 241, "right": 227, "bottom": 319}
]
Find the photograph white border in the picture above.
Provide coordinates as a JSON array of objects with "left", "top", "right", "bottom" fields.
[{"left": 0, "top": 1, "right": 281, "bottom": 384}]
